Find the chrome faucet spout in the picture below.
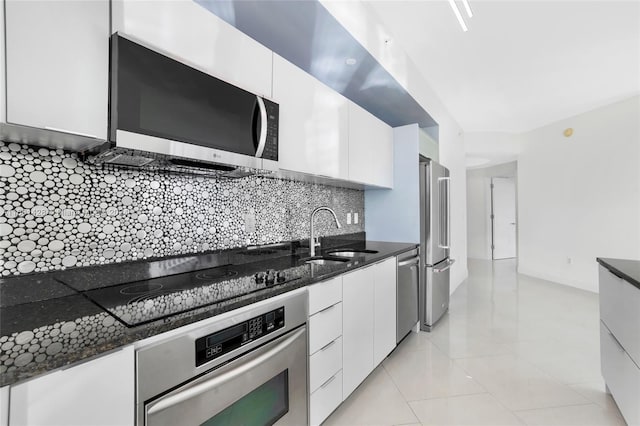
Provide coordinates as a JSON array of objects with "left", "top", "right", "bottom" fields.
[{"left": 309, "top": 206, "right": 341, "bottom": 257}]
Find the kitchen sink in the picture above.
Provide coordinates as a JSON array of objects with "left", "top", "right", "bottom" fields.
[
  {"left": 325, "top": 249, "right": 379, "bottom": 257},
  {"left": 304, "top": 257, "right": 350, "bottom": 265}
]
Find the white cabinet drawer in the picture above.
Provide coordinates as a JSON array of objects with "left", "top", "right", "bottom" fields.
[
  {"left": 308, "top": 277, "right": 342, "bottom": 315},
  {"left": 599, "top": 266, "right": 640, "bottom": 365},
  {"left": 310, "top": 370, "right": 342, "bottom": 426},
  {"left": 310, "top": 336, "right": 342, "bottom": 392},
  {"left": 600, "top": 321, "right": 640, "bottom": 426},
  {"left": 309, "top": 302, "right": 342, "bottom": 354}
]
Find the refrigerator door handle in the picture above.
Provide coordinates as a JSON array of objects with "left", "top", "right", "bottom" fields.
[
  {"left": 438, "top": 177, "right": 451, "bottom": 249},
  {"left": 433, "top": 258, "right": 455, "bottom": 273}
]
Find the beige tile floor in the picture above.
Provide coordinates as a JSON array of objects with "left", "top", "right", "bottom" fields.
[{"left": 324, "top": 259, "right": 626, "bottom": 426}]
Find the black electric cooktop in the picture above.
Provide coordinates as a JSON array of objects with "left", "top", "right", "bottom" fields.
[{"left": 55, "top": 259, "right": 307, "bottom": 327}]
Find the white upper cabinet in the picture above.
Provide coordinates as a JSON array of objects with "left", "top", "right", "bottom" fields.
[
  {"left": 348, "top": 101, "right": 394, "bottom": 188},
  {"left": 272, "top": 54, "right": 349, "bottom": 179},
  {"left": 4, "top": 0, "right": 109, "bottom": 140},
  {"left": 112, "top": 0, "right": 272, "bottom": 98}
]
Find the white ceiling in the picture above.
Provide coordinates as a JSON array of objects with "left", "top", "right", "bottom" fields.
[{"left": 363, "top": 0, "right": 640, "bottom": 133}]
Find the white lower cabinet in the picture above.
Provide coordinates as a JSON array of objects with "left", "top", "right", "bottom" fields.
[
  {"left": 342, "top": 266, "right": 375, "bottom": 398},
  {"left": 599, "top": 265, "right": 640, "bottom": 426},
  {"left": 343, "top": 258, "right": 398, "bottom": 400},
  {"left": 600, "top": 322, "right": 640, "bottom": 425},
  {"left": 9, "top": 345, "right": 134, "bottom": 426},
  {"left": 373, "top": 258, "right": 397, "bottom": 365},
  {"left": 308, "top": 278, "right": 344, "bottom": 425},
  {"left": 310, "top": 370, "right": 343, "bottom": 426},
  {"left": 1, "top": 386, "right": 8, "bottom": 426}
]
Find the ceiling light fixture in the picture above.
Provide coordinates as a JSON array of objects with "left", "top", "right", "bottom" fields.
[
  {"left": 448, "top": 0, "right": 468, "bottom": 32},
  {"left": 345, "top": 58, "right": 357, "bottom": 65},
  {"left": 461, "top": 0, "right": 473, "bottom": 18}
]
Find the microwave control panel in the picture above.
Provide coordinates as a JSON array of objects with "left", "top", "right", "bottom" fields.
[
  {"left": 195, "top": 307, "right": 285, "bottom": 367},
  {"left": 261, "top": 99, "right": 279, "bottom": 161}
]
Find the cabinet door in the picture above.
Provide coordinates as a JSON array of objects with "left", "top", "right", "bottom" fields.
[
  {"left": 273, "top": 55, "right": 349, "bottom": 178},
  {"left": 112, "top": 0, "right": 272, "bottom": 98},
  {"left": 348, "top": 101, "right": 394, "bottom": 188},
  {"left": 9, "top": 346, "right": 134, "bottom": 426},
  {"left": 1, "top": 386, "right": 8, "bottom": 426},
  {"left": 373, "top": 258, "right": 398, "bottom": 365},
  {"left": 342, "top": 266, "right": 375, "bottom": 398},
  {"left": 5, "top": 0, "right": 108, "bottom": 140}
]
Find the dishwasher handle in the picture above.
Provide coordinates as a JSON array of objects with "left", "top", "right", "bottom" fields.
[
  {"left": 398, "top": 256, "right": 420, "bottom": 267},
  {"left": 433, "top": 259, "right": 455, "bottom": 273}
]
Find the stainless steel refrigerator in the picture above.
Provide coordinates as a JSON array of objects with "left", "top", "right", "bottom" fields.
[{"left": 419, "top": 157, "right": 454, "bottom": 331}]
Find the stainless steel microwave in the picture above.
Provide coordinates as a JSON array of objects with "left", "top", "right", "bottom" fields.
[{"left": 93, "top": 33, "right": 279, "bottom": 173}]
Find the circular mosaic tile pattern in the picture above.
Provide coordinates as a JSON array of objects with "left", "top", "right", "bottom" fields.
[{"left": 0, "top": 142, "right": 364, "bottom": 276}]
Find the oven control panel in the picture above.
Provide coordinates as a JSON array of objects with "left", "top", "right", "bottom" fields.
[{"left": 195, "top": 307, "right": 285, "bottom": 367}]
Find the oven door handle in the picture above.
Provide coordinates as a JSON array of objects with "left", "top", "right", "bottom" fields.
[{"left": 146, "top": 327, "right": 305, "bottom": 416}]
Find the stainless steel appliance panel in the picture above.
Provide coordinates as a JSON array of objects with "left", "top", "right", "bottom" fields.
[
  {"left": 420, "top": 159, "right": 450, "bottom": 266},
  {"left": 107, "top": 33, "right": 279, "bottom": 171},
  {"left": 145, "top": 327, "right": 307, "bottom": 426},
  {"left": 419, "top": 157, "right": 452, "bottom": 332},
  {"left": 136, "top": 289, "right": 307, "bottom": 426},
  {"left": 397, "top": 249, "right": 419, "bottom": 343},
  {"left": 423, "top": 258, "right": 455, "bottom": 330}
]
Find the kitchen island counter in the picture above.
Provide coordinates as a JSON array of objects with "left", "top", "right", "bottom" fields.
[{"left": 596, "top": 257, "right": 640, "bottom": 290}]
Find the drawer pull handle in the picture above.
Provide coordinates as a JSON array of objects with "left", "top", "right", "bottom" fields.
[
  {"left": 608, "top": 330, "right": 626, "bottom": 352},
  {"left": 320, "top": 340, "right": 336, "bottom": 352},
  {"left": 317, "top": 304, "right": 336, "bottom": 315},
  {"left": 320, "top": 375, "right": 337, "bottom": 389}
]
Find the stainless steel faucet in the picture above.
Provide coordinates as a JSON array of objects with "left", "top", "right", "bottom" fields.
[{"left": 309, "top": 206, "right": 341, "bottom": 257}]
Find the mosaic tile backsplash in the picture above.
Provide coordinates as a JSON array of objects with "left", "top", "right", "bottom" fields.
[{"left": 0, "top": 142, "right": 364, "bottom": 276}]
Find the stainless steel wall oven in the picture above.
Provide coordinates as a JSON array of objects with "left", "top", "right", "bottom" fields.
[{"left": 136, "top": 290, "right": 307, "bottom": 426}]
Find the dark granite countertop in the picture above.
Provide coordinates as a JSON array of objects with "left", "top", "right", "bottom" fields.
[
  {"left": 0, "top": 237, "right": 417, "bottom": 386},
  {"left": 597, "top": 258, "right": 640, "bottom": 290}
]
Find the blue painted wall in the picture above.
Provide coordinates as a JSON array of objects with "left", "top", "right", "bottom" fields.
[{"left": 365, "top": 124, "right": 420, "bottom": 243}]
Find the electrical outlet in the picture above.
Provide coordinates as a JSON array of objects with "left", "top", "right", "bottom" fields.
[
  {"left": 567, "top": 257, "right": 572, "bottom": 264},
  {"left": 244, "top": 213, "right": 256, "bottom": 233},
  {"left": 346, "top": 213, "right": 352, "bottom": 225},
  {"left": 354, "top": 212, "right": 359, "bottom": 224}
]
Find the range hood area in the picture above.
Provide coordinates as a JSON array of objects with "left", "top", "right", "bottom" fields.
[{"left": 0, "top": 0, "right": 439, "bottom": 183}]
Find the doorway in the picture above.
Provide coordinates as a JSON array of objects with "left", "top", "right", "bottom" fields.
[{"left": 491, "top": 177, "right": 517, "bottom": 259}]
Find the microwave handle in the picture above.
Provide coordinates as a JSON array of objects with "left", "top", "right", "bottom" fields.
[{"left": 255, "top": 96, "right": 267, "bottom": 158}]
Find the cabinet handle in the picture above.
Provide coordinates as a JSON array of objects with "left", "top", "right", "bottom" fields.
[
  {"left": 320, "top": 339, "right": 336, "bottom": 352},
  {"left": 320, "top": 374, "right": 337, "bottom": 389},
  {"left": 316, "top": 304, "right": 336, "bottom": 315},
  {"left": 608, "top": 330, "right": 626, "bottom": 352},
  {"left": 45, "top": 126, "right": 98, "bottom": 139}
]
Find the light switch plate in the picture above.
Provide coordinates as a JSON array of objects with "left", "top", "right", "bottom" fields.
[
  {"left": 354, "top": 212, "right": 359, "bottom": 224},
  {"left": 346, "top": 213, "right": 352, "bottom": 225},
  {"left": 244, "top": 213, "right": 256, "bottom": 233}
]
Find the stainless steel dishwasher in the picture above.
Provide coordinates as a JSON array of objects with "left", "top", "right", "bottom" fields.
[{"left": 397, "top": 249, "right": 420, "bottom": 343}]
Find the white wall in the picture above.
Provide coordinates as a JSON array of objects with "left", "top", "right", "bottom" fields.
[
  {"left": 465, "top": 132, "right": 521, "bottom": 168},
  {"left": 466, "top": 162, "right": 517, "bottom": 260},
  {"left": 518, "top": 96, "right": 640, "bottom": 292},
  {"left": 322, "top": 0, "right": 468, "bottom": 293}
]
